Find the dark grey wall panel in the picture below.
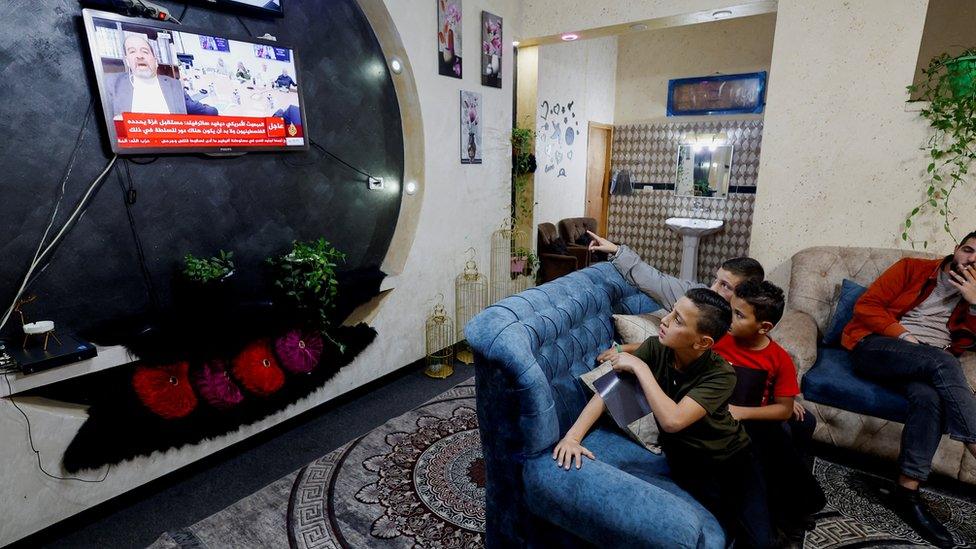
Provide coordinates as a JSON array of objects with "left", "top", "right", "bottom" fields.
[{"left": 0, "top": 0, "right": 403, "bottom": 336}]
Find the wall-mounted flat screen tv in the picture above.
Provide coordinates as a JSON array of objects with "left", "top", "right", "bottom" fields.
[
  {"left": 82, "top": 8, "right": 307, "bottom": 154},
  {"left": 191, "top": 0, "right": 284, "bottom": 18}
]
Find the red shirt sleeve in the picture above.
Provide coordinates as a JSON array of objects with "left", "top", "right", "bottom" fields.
[{"left": 769, "top": 343, "right": 800, "bottom": 398}]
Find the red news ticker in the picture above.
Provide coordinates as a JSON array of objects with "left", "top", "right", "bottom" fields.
[{"left": 116, "top": 113, "right": 302, "bottom": 148}]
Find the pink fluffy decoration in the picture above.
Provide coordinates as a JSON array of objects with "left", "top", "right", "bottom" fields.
[
  {"left": 191, "top": 359, "right": 244, "bottom": 410},
  {"left": 274, "top": 329, "right": 324, "bottom": 374}
]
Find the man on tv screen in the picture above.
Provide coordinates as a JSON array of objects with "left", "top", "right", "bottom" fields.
[
  {"left": 274, "top": 68, "right": 297, "bottom": 90},
  {"left": 106, "top": 34, "right": 187, "bottom": 118}
]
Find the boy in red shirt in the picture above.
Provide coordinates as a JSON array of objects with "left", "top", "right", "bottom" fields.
[{"left": 718, "top": 280, "right": 826, "bottom": 535}]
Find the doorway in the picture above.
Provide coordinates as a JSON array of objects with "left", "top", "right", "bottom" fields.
[{"left": 585, "top": 122, "right": 613, "bottom": 236}]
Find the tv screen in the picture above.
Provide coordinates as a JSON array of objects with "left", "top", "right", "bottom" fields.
[{"left": 82, "top": 8, "right": 307, "bottom": 154}]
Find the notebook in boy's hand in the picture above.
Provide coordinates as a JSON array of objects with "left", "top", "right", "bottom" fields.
[{"left": 593, "top": 366, "right": 652, "bottom": 429}]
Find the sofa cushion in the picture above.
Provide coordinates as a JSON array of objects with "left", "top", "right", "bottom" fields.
[
  {"left": 522, "top": 427, "right": 724, "bottom": 549},
  {"left": 613, "top": 313, "right": 662, "bottom": 345},
  {"left": 822, "top": 279, "right": 868, "bottom": 346},
  {"left": 801, "top": 348, "right": 908, "bottom": 423}
]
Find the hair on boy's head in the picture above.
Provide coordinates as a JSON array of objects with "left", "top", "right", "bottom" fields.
[
  {"left": 720, "top": 257, "right": 765, "bottom": 283},
  {"left": 734, "top": 280, "right": 786, "bottom": 325},
  {"left": 960, "top": 230, "right": 976, "bottom": 247},
  {"left": 685, "top": 288, "right": 733, "bottom": 341}
]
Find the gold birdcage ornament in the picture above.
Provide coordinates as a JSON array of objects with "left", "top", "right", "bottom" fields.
[
  {"left": 425, "top": 296, "right": 455, "bottom": 379},
  {"left": 455, "top": 248, "right": 488, "bottom": 364},
  {"left": 491, "top": 218, "right": 534, "bottom": 304}
]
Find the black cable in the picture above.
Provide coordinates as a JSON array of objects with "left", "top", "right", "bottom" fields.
[
  {"left": 178, "top": 2, "right": 190, "bottom": 22},
  {"left": 310, "top": 140, "right": 375, "bottom": 180},
  {"left": 235, "top": 14, "right": 253, "bottom": 37},
  {"left": 39, "top": 98, "right": 95, "bottom": 240},
  {"left": 119, "top": 160, "right": 161, "bottom": 311},
  {"left": 3, "top": 373, "right": 111, "bottom": 483}
]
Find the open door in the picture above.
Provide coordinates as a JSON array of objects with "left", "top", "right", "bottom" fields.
[{"left": 585, "top": 122, "right": 613, "bottom": 236}]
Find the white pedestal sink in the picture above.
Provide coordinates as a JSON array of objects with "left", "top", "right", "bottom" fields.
[{"left": 665, "top": 217, "right": 724, "bottom": 281}]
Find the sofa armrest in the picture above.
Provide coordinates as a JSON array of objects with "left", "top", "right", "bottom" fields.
[
  {"left": 540, "top": 253, "right": 578, "bottom": 283},
  {"left": 565, "top": 244, "right": 591, "bottom": 269},
  {"left": 770, "top": 309, "right": 820, "bottom": 384}
]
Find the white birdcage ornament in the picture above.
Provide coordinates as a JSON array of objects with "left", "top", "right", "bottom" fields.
[
  {"left": 455, "top": 248, "right": 488, "bottom": 364},
  {"left": 425, "top": 295, "right": 455, "bottom": 379}
]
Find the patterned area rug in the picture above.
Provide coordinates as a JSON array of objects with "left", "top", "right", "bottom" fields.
[{"left": 150, "top": 380, "right": 976, "bottom": 548}]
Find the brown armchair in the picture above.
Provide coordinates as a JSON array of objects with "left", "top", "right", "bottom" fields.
[
  {"left": 559, "top": 217, "right": 606, "bottom": 263},
  {"left": 537, "top": 223, "right": 589, "bottom": 283}
]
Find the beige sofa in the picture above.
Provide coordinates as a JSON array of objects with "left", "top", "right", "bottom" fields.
[{"left": 770, "top": 246, "right": 976, "bottom": 485}]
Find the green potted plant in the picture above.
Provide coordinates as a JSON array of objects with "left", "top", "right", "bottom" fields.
[
  {"left": 510, "top": 246, "right": 539, "bottom": 280},
  {"left": 512, "top": 128, "right": 537, "bottom": 222},
  {"left": 267, "top": 238, "right": 346, "bottom": 349},
  {"left": 904, "top": 48, "right": 976, "bottom": 246},
  {"left": 178, "top": 250, "right": 236, "bottom": 309},
  {"left": 183, "top": 250, "right": 235, "bottom": 284}
]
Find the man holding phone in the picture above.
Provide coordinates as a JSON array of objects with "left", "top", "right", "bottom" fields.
[{"left": 842, "top": 230, "right": 976, "bottom": 548}]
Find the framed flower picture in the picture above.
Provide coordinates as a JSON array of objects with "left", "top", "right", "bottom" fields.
[
  {"left": 438, "top": 0, "right": 462, "bottom": 78},
  {"left": 481, "top": 12, "right": 502, "bottom": 88},
  {"left": 460, "top": 90, "right": 482, "bottom": 164}
]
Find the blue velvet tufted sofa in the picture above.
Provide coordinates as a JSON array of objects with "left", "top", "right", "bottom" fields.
[{"left": 465, "top": 262, "right": 725, "bottom": 548}]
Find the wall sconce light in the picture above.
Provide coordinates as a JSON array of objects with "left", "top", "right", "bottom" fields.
[
  {"left": 686, "top": 132, "right": 728, "bottom": 152},
  {"left": 512, "top": 40, "right": 520, "bottom": 47},
  {"left": 389, "top": 56, "right": 403, "bottom": 74}
]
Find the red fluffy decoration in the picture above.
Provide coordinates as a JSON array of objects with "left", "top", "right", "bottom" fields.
[
  {"left": 232, "top": 339, "right": 285, "bottom": 397},
  {"left": 132, "top": 362, "right": 198, "bottom": 419}
]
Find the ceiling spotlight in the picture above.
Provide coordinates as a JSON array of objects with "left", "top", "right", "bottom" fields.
[
  {"left": 630, "top": 23, "right": 648, "bottom": 31},
  {"left": 512, "top": 40, "right": 520, "bottom": 47},
  {"left": 560, "top": 33, "right": 579, "bottom": 41},
  {"left": 389, "top": 56, "right": 403, "bottom": 74},
  {"left": 405, "top": 181, "right": 417, "bottom": 195},
  {"left": 712, "top": 10, "right": 733, "bottom": 19}
]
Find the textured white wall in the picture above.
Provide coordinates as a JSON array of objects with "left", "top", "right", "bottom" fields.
[
  {"left": 521, "top": 0, "right": 773, "bottom": 38},
  {"left": 750, "top": 0, "right": 976, "bottom": 288},
  {"left": 0, "top": 0, "right": 519, "bottom": 544},
  {"left": 533, "top": 37, "right": 617, "bottom": 228},
  {"left": 614, "top": 14, "right": 775, "bottom": 124}
]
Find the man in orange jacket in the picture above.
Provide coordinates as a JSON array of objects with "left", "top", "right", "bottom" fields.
[{"left": 842, "top": 230, "right": 976, "bottom": 548}]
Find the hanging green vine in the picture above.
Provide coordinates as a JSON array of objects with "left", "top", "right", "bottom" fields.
[
  {"left": 511, "top": 127, "right": 536, "bottom": 222},
  {"left": 904, "top": 48, "right": 976, "bottom": 247}
]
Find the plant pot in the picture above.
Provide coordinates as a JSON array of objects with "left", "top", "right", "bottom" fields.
[
  {"left": 947, "top": 55, "right": 976, "bottom": 98},
  {"left": 174, "top": 274, "right": 235, "bottom": 311},
  {"left": 510, "top": 258, "right": 527, "bottom": 273}
]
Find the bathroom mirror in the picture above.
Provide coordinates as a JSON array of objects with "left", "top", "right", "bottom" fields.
[{"left": 674, "top": 144, "right": 733, "bottom": 198}]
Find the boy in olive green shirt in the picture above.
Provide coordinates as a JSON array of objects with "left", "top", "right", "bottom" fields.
[{"left": 553, "top": 288, "right": 774, "bottom": 548}]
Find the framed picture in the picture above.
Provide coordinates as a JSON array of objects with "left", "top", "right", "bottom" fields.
[
  {"left": 437, "top": 0, "right": 462, "bottom": 78},
  {"left": 667, "top": 71, "right": 767, "bottom": 116},
  {"left": 481, "top": 11, "right": 502, "bottom": 88},
  {"left": 460, "top": 90, "right": 482, "bottom": 164}
]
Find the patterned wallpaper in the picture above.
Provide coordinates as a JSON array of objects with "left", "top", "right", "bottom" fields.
[{"left": 608, "top": 120, "right": 763, "bottom": 282}]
